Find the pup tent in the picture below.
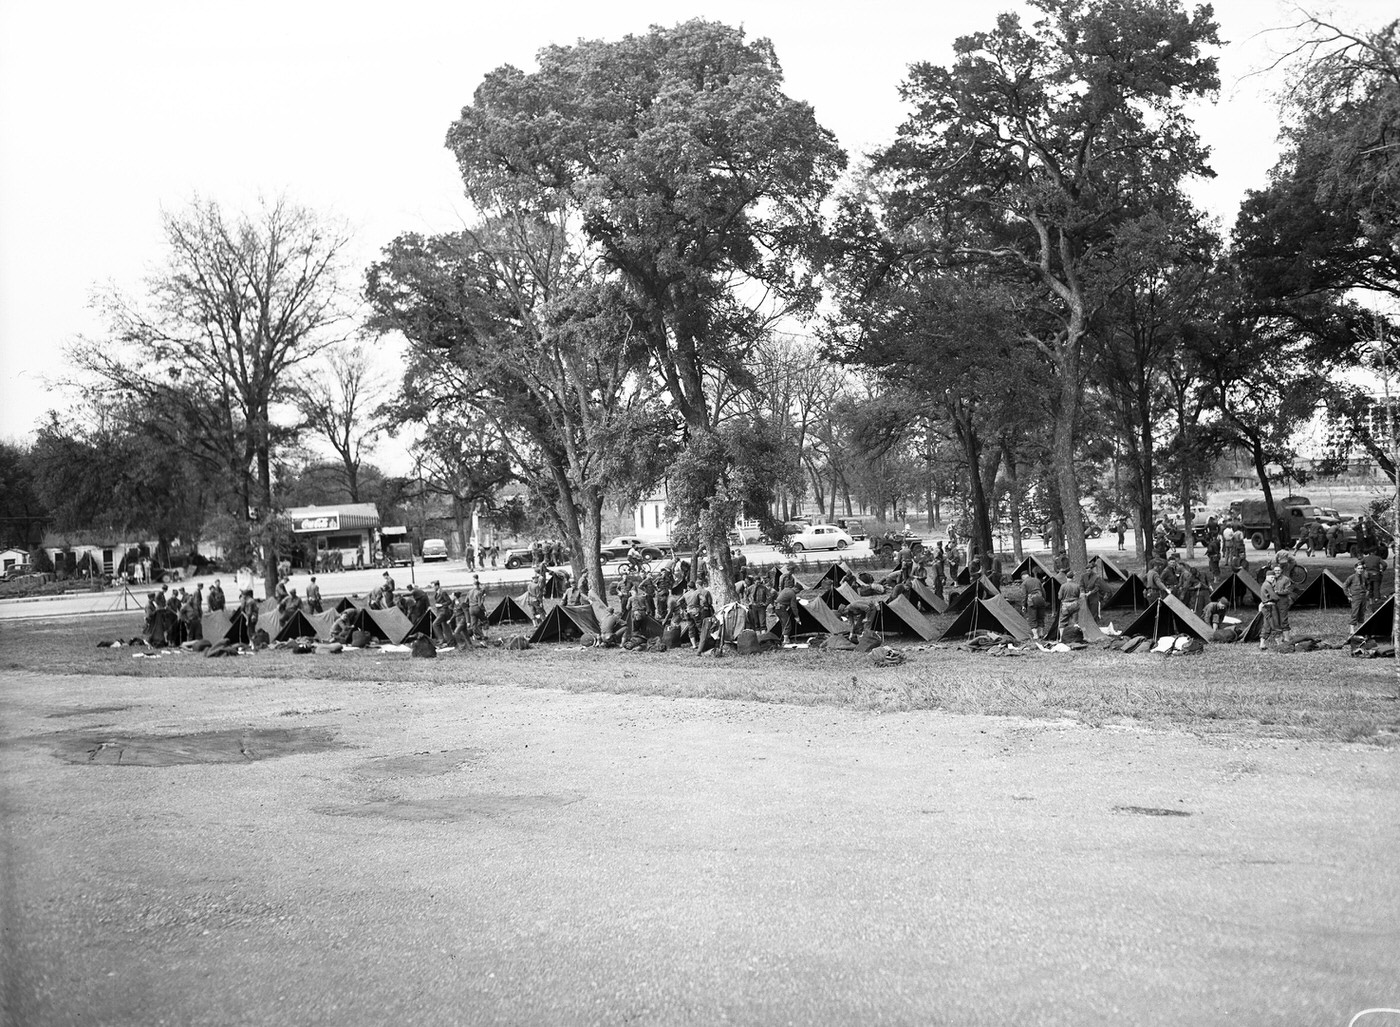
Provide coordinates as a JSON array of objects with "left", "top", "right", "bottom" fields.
[
  {"left": 1044, "top": 598, "right": 1107, "bottom": 643},
  {"left": 202, "top": 609, "right": 250, "bottom": 645},
  {"left": 346, "top": 607, "right": 414, "bottom": 644},
  {"left": 529, "top": 604, "right": 602, "bottom": 644},
  {"left": 1009, "top": 553, "right": 1061, "bottom": 582},
  {"left": 488, "top": 594, "right": 534, "bottom": 626},
  {"left": 1208, "top": 571, "right": 1264, "bottom": 608},
  {"left": 539, "top": 570, "right": 570, "bottom": 600},
  {"left": 304, "top": 610, "right": 343, "bottom": 640},
  {"left": 1119, "top": 594, "right": 1213, "bottom": 642},
  {"left": 332, "top": 596, "right": 362, "bottom": 613},
  {"left": 946, "top": 575, "right": 1000, "bottom": 614},
  {"left": 818, "top": 562, "right": 859, "bottom": 588},
  {"left": 939, "top": 594, "right": 1032, "bottom": 643},
  {"left": 1101, "top": 574, "right": 1150, "bottom": 612},
  {"left": 864, "top": 594, "right": 938, "bottom": 641},
  {"left": 793, "top": 598, "right": 848, "bottom": 636},
  {"left": 907, "top": 579, "right": 949, "bottom": 615},
  {"left": 1354, "top": 596, "right": 1395, "bottom": 639},
  {"left": 273, "top": 608, "right": 321, "bottom": 643},
  {"left": 1289, "top": 570, "right": 1349, "bottom": 610},
  {"left": 1091, "top": 554, "right": 1131, "bottom": 584}
]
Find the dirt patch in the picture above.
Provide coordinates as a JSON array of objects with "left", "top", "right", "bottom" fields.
[
  {"left": 1114, "top": 805, "right": 1193, "bottom": 817},
  {"left": 46, "top": 705, "right": 134, "bottom": 718},
  {"left": 53, "top": 726, "right": 343, "bottom": 766},
  {"left": 315, "top": 793, "right": 584, "bottom": 822},
  {"left": 356, "top": 748, "right": 486, "bottom": 778}
]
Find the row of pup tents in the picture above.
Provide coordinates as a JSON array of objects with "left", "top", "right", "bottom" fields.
[{"left": 168, "top": 558, "right": 1388, "bottom": 648}]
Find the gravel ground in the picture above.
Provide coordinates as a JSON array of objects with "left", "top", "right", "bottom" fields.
[{"left": 2, "top": 670, "right": 1397, "bottom": 1027}]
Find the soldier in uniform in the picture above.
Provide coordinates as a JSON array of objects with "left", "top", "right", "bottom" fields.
[
  {"left": 1201, "top": 596, "right": 1230, "bottom": 631},
  {"left": 1360, "top": 549, "right": 1387, "bottom": 602},
  {"left": 207, "top": 579, "right": 225, "bottom": 612},
  {"left": 1055, "top": 571, "right": 1082, "bottom": 637},
  {"left": 239, "top": 589, "right": 260, "bottom": 638},
  {"left": 1343, "top": 560, "right": 1370, "bottom": 634},
  {"left": 1079, "top": 563, "right": 1105, "bottom": 623},
  {"left": 306, "top": 576, "right": 323, "bottom": 614},
  {"left": 1259, "top": 565, "right": 1295, "bottom": 650},
  {"left": 1022, "top": 571, "right": 1048, "bottom": 639}
]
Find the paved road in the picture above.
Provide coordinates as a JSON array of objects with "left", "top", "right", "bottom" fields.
[{"left": 2, "top": 671, "right": 1396, "bottom": 1026}]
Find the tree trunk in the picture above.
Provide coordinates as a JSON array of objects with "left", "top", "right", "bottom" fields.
[
  {"left": 1053, "top": 343, "right": 1088, "bottom": 573},
  {"left": 257, "top": 443, "right": 276, "bottom": 597},
  {"left": 699, "top": 508, "right": 738, "bottom": 606},
  {"left": 577, "top": 487, "right": 608, "bottom": 599},
  {"left": 1003, "top": 444, "right": 1025, "bottom": 563},
  {"left": 1249, "top": 433, "right": 1280, "bottom": 549}
]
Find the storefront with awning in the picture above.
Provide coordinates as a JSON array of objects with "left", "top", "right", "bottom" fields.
[{"left": 286, "top": 503, "right": 381, "bottom": 570}]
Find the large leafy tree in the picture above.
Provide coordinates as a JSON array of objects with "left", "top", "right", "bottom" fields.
[
  {"left": 71, "top": 197, "right": 352, "bottom": 592},
  {"left": 0, "top": 441, "right": 49, "bottom": 554},
  {"left": 445, "top": 19, "right": 846, "bottom": 603},
  {"left": 875, "top": 0, "right": 1219, "bottom": 572}
]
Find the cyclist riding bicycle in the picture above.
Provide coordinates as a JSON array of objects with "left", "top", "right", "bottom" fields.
[{"left": 627, "top": 543, "right": 645, "bottom": 573}]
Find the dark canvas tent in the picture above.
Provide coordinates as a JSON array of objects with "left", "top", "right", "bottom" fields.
[
  {"left": 1045, "top": 599, "right": 1107, "bottom": 642},
  {"left": 770, "top": 566, "right": 809, "bottom": 592},
  {"left": 1238, "top": 612, "right": 1263, "bottom": 642},
  {"left": 939, "top": 594, "right": 1032, "bottom": 642},
  {"left": 306, "top": 611, "right": 340, "bottom": 640},
  {"left": 332, "top": 596, "right": 362, "bottom": 613},
  {"left": 1010, "top": 553, "right": 1060, "bottom": 581},
  {"left": 908, "top": 579, "right": 948, "bottom": 615},
  {"left": 1290, "top": 570, "right": 1349, "bottom": 610},
  {"left": 867, "top": 594, "right": 938, "bottom": 640},
  {"left": 795, "top": 598, "right": 848, "bottom": 636},
  {"left": 274, "top": 609, "right": 320, "bottom": 642},
  {"left": 952, "top": 564, "right": 972, "bottom": 587},
  {"left": 201, "top": 610, "right": 239, "bottom": 643},
  {"left": 540, "top": 571, "right": 569, "bottom": 599},
  {"left": 1355, "top": 596, "right": 1394, "bottom": 639},
  {"left": 403, "top": 610, "right": 435, "bottom": 640},
  {"left": 488, "top": 595, "right": 534, "bottom": 626},
  {"left": 1102, "top": 574, "right": 1150, "bottom": 611},
  {"left": 529, "top": 604, "right": 601, "bottom": 644},
  {"left": 1120, "top": 595, "right": 1213, "bottom": 642},
  {"left": 364, "top": 607, "right": 414, "bottom": 644},
  {"left": 1091, "top": 554, "right": 1130, "bottom": 583},
  {"left": 818, "top": 561, "right": 858, "bottom": 587},
  {"left": 947, "top": 576, "right": 999, "bottom": 614},
  {"left": 1209, "top": 571, "right": 1264, "bottom": 608}
]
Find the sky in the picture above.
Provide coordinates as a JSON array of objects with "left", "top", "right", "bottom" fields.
[{"left": 1, "top": 0, "right": 1393, "bottom": 473}]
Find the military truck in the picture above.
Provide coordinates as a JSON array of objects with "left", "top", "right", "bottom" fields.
[{"left": 1226, "top": 496, "right": 1335, "bottom": 550}]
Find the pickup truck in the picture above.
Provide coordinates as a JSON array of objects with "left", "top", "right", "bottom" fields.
[{"left": 599, "top": 536, "right": 673, "bottom": 563}]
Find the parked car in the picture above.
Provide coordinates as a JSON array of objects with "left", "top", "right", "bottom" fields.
[
  {"left": 598, "top": 536, "right": 674, "bottom": 563},
  {"left": 421, "top": 538, "right": 449, "bottom": 562},
  {"left": 836, "top": 518, "right": 868, "bottom": 541},
  {"left": 503, "top": 547, "right": 535, "bottom": 570},
  {"left": 1083, "top": 522, "right": 1103, "bottom": 539},
  {"left": 787, "top": 524, "right": 854, "bottom": 553}
]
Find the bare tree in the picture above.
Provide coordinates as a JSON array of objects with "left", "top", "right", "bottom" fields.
[
  {"left": 297, "top": 341, "right": 388, "bottom": 502},
  {"left": 71, "top": 196, "right": 352, "bottom": 592}
]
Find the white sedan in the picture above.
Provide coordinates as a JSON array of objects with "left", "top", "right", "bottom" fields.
[{"left": 788, "top": 524, "right": 854, "bottom": 552}]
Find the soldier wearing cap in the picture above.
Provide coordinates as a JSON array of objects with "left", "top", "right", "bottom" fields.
[
  {"left": 1342, "top": 560, "right": 1370, "bottom": 634},
  {"left": 306, "top": 575, "right": 322, "bottom": 614}
]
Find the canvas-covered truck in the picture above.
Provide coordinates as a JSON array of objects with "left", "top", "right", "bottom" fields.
[{"left": 1226, "top": 496, "right": 1335, "bottom": 550}]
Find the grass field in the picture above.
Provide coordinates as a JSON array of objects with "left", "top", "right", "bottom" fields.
[{"left": 3, "top": 605, "right": 1396, "bottom": 747}]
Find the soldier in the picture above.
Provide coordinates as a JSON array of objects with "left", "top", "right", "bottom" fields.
[
  {"left": 931, "top": 543, "right": 947, "bottom": 597},
  {"left": 330, "top": 606, "right": 357, "bottom": 644},
  {"left": 1360, "top": 549, "right": 1387, "bottom": 602},
  {"left": 207, "top": 579, "right": 225, "bottom": 612},
  {"left": 1259, "top": 565, "right": 1295, "bottom": 650},
  {"left": 1144, "top": 561, "right": 1170, "bottom": 604},
  {"left": 466, "top": 580, "right": 489, "bottom": 640},
  {"left": 380, "top": 571, "right": 396, "bottom": 608},
  {"left": 273, "top": 575, "right": 289, "bottom": 602},
  {"left": 1056, "top": 571, "right": 1082, "bottom": 637},
  {"left": 1022, "top": 571, "right": 1048, "bottom": 639},
  {"left": 306, "top": 575, "right": 323, "bottom": 614},
  {"left": 1201, "top": 596, "right": 1230, "bottom": 631},
  {"left": 1204, "top": 532, "right": 1222, "bottom": 582},
  {"left": 1343, "top": 561, "right": 1370, "bottom": 634},
  {"left": 408, "top": 584, "right": 430, "bottom": 625},
  {"left": 279, "top": 588, "right": 302, "bottom": 616},
  {"left": 563, "top": 578, "right": 584, "bottom": 607},
  {"left": 1078, "top": 563, "right": 1105, "bottom": 623},
  {"left": 192, "top": 583, "right": 204, "bottom": 616},
  {"left": 239, "top": 589, "right": 260, "bottom": 638}
]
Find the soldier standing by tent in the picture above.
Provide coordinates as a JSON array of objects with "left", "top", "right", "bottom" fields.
[
  {"left": 1056, "top": 571, "right": 1082, "bottom": 637},
  {"left": 380, "top": 571, "right": 396, "bottom": 608},
  {"left": 239, "top": 589, "right": 259, "bottom": 637},
  {"left": 1343, "top": 561, "right": 1370, "bottom": 634},
  {"left": 207, "top": 580, "right": 225, "bottom": 611},
  {"left": 1181, "top": 562, "right": 1210, "bottom": 616},
  {"left": 563, "top": 578, "right": 584, "bottom": 606},
  {"left": 1204, "top": 533, "right": 1222, "bottom": 582},
  {"left": 1360, "top": 549, "right": 1387, "bottom": 601},
  {"left": 1079, "top": 563, "right": 1105, "bottom": 623},
  {"left": 525, "top": 574, "right": 545, "bottom": 621},
  {"left": 931, "top": 543, "right": 946, "bottom": 597},
  {"left": 1022, "top": 571, "right": 1048, "bottom": 640},
  {"left": 306, "top": 576, "right": 323, "bottom": 614},
  {"left": 466, "top": 580, "right": 488, "bottom": 640},
  {"left": 1259, "top": 565, "right": 1295, "bottom": 650},
  {"left": 747, "top": 573, "right": 772, "bottom": 632}
]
